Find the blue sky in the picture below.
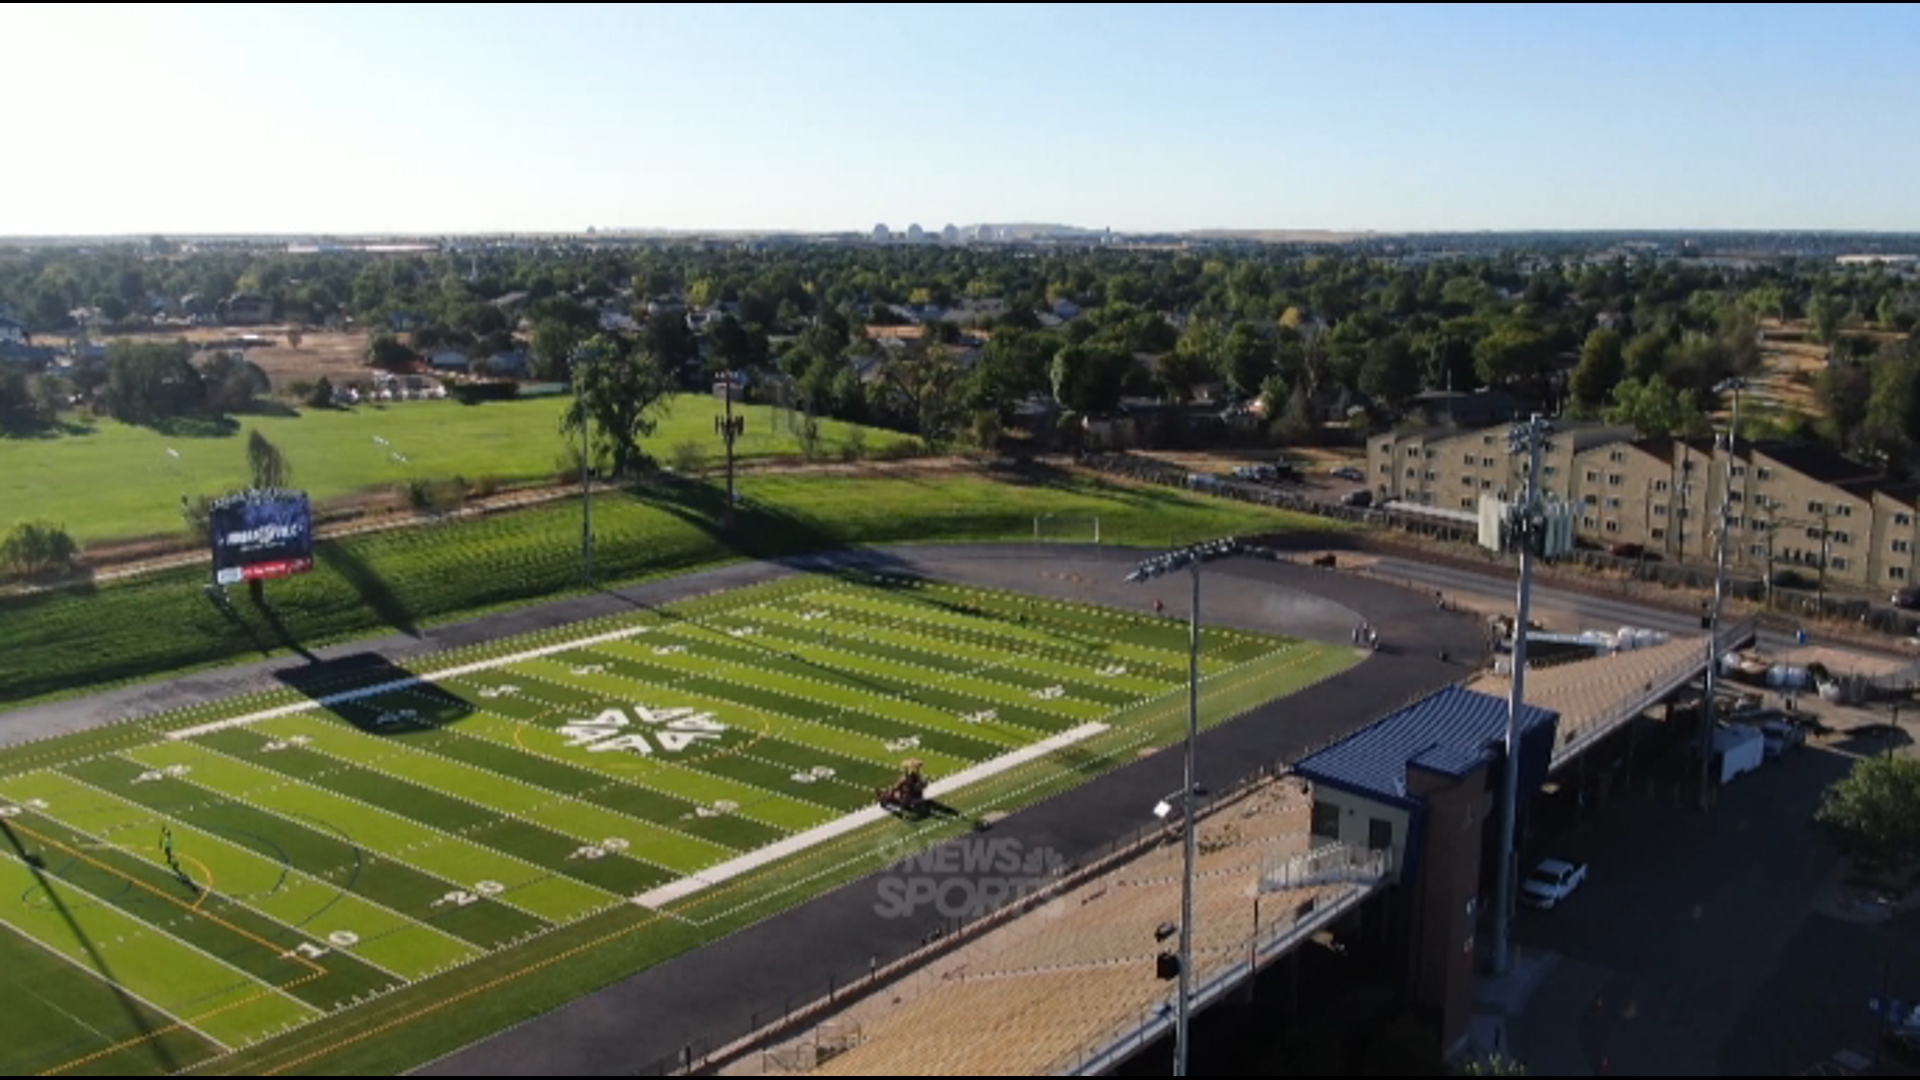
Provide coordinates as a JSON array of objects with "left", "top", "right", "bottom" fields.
[{"left": 5, "top": 3, "right": 1916, "bottom": 235}]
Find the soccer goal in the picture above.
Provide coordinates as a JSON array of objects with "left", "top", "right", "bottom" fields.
[{"left": 1032, "top": 514, "right": 1102, "bottom": 544}]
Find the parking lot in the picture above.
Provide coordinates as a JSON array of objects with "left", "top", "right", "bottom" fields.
[{"left": 1503, "top": 723, "right": 1920, "bottom": 1076}]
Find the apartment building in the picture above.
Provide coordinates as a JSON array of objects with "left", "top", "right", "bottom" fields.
[
  {"left": 1370, "top": 421, "right": 1917, "bottom": 593},
  {"left": 1367, "top": 422, "right": 1635, "bottom": 514}
]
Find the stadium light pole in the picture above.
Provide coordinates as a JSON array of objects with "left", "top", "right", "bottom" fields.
[
  {"left": 1128, "top": 541, "right": 1227, "bottom": 1077},
  {"left": 1492, "top": 413, "right": 1552, "bottom": 978},
  {"left": 1699, "top": 377, "right": 1745, "bottom": 810}
]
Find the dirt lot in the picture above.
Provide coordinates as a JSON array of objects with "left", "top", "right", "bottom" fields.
[{"left": 91, "top": 325, "right": 377, "bottom": 391}]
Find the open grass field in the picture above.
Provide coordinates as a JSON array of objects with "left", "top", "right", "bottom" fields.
[
  {"left": 0, "top": 571, "right": 1357, "bottom": 1075},
  {"left": 0, "top": 394, "right": 920, "bottom": 545},
  {"left": 0, "top": 468, "right": 1345, "bottom": 709}
]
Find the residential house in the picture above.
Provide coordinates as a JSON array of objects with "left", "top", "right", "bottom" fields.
[
  {"left": 480, "top": 349, "right": 532, "bottom": 378},
  {"left": 0, "top": 314, "right": 26, "bottom": 344},
  {"left": 427, "top": 349, "right": 471, "bottom": 374},
  {"left": 220, "top": 293, "right": 273, "bottom": 326},
  {"left": 597, "top": 309, "right": 639, "bottom": 333}
]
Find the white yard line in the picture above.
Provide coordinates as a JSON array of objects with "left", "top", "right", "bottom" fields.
[
  {"left": 166, "top": 625, "right": 658, "bottom": 740},
  {"left": 631, "top": 721, "right": 1108, "bottom": 910}
]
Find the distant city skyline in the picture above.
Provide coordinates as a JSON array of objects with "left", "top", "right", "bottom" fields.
[{"left": 6, "top": 3, "right": 1919, "bottom": 236}]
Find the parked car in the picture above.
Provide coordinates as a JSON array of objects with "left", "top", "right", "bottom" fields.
[
  {"left": 1608, "top": 542, "right": 1647, "bottom": 559},
  {"left": 1341, "top": 489, "right": 1373, "bottom": 508},
  {"left": 1893, "top": 586, "right": 1920, "bottom": 610},
  {"left": 1519, "top": 858, "right": 1588, "bottom": 910},
  {"left": 1330, "top": 466, "right": 1366, "bottom": 482}
]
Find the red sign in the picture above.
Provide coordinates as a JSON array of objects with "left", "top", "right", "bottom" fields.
[{"left": 238, "top": 557, "right": 313, "bottom": 582}]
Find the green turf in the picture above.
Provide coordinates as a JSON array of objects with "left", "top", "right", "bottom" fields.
[
  {"left": 0, "top": 394, "right": 921, "bottom": 545},
  {"left": 0, "top": 571, "right": 1358, "bottom": 1075},
  {"left": 0, "top": 468, "right": 1343, "bottom": 709}
]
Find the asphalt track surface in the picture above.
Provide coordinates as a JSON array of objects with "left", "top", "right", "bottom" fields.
[{"left": 0, "top": 544, "right": 1485, "bottom": 1075}]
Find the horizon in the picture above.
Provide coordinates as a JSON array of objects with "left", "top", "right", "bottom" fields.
[{"left": 6, "top": 3, "right": 1920, "bottom": 235}]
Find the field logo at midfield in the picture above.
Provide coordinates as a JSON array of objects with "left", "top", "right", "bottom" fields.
[{"left": 556, "top": 704, "right": 728, "bottom": 754}]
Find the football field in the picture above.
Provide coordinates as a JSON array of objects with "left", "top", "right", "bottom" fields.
[{"left": 0, "top": 571, "right": 1357, "bottom": 1075}]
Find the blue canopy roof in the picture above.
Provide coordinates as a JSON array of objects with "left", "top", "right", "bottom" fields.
[{"left": 1296, "top": 685, "right": 1558, "bottom": 805}]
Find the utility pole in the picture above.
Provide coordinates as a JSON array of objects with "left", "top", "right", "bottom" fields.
[
  {"left": 1700, "top": 378, "right": 1745, "bottom": 810},
  {"left": 716, "top": 371, "right": 744, "bottom": 531},
  {"left": 1493, "top": 413, "right": 1552, "bottom": 977},
  {"left": 574, "top": 345, "right": 596, "bottom": 586}
]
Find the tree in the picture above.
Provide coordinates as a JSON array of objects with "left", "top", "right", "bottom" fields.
[
  {"left": 200, "top": 351, "right": 270, "bottom": 413},
  {"left": 366, "top": 333, "right": 415, "bottom": 372},
  {"left": 103, "top": 340, "right": 203, "bottom": 423},
  {"left": 1808, "top": 292, "right": 1849, "bottom": 344},
  {"left": 1154, "top": 349, "right": 1215, "bottom": 403},
  {"left": 1569, "top": 328, "right": 1624, "bottom": 413},
  {"left": 246, "top": 429, "right": 292, "bottom": 489},
  {"left": 1604, "top": 375, "right": 1708, "bottom": 438},
  {"left": 560, "top": 334, "right": 672, "bottom": 478},
  {"left": 307, "top": 376, "right": 335, "bottom": 409},
  {"left": 1815, "top": 755, "right": 1920, "bottom": 873},
  {"left": 1858, "top": 340, "right": 1920, "bottom": 467},
  {"left": 873, "top": 345, "right": 968, "bottom": 449},
  {"left": 1050, "top": 342, "right": 1133, "bottom": 415},
  {"left": 1473, "top": 324, "right": 1551, "bottom": 386},
  {"left": 1357, "top": 333, "right": 1420, "bottom": 409},
  {"left": 1621, "top": 330, "right": 1668, "bottom": 382},
  {"left": 531, "top": 319, "right": 586, "bottom": 382},
  {"left": 0, "top": 521, "right": 78, "bottom": 578},
  {"left": 1219, "top": 321, "right": 1275, "bottom": 397}
]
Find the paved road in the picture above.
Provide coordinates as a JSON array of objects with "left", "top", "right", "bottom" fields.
[{"left": 1371, "top": 556, "right": 1840, "bottom": 656}]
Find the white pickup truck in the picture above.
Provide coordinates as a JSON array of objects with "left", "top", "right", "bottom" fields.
[{"left": 1519, "top": 858, "right": 1588, "bottom": 910}]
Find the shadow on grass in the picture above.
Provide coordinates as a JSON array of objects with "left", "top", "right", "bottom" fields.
[
  {"left": 138, "top": 414, "right": 240, "bottom": 438},
  {"left": 249, "top": 591, "right": 318, "bottom": 662},
  {"left": 272, "top": 652, "right": 475, "bottom": 736},
  {"left": 0, "top": 819, "right": 179, "bottom": 1073},
  {"left": 316, "top": 538, "right": 419, "bottom": 637},
  {"left": 0, "top": 414, "right": 93, "bottom": 439}
]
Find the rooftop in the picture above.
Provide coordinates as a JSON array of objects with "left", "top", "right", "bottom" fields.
[{"left": 1294, "top": 685, "right": 1557, "bottom": 804}]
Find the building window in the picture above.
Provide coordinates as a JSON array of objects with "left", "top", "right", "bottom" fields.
[
  {"left": 1898, "top": 512, "right": 1913, "bottom": 527},
  {"left": 1756, "top": 467, "right": 1772, "bottom": 481},
  {"left": 1834, "top": 531, "right": 1851, "bottom": 546},
  {"left": 1582, "top": 516, "right": 1596, "bottom": 529},
  {"left": 1406, "top": 467, "right": 1417, "bottom": 478},
  {"left": 1378, "top": 464, "right": 1389, "bottom": 475},
  {"left": 1367, "top": 818, "right": 1393, "bottom": 851},
  {"left": 1461, "top": 498, "right": 1476, "bottom": 510},
  {"left": 1312, "top": 801, "right": 1340, "bottom": 840},
  {"left": 1654, "top": 480, "right": 1669, "bottom": 493},
  {"left": 1895, "top": 566, "right": 1909, "bottom": 581},
  {"left": 1753, "top": 493, "right": 1770, "bottom": 509},
  {"left": 1463, "top": 454, "right": 1475, "bottom": 466},
  {"left": 1482, "top": 456, "right": 1496, "bottom": 467},
  {"left": 1729, "top": 516, "right": 1743, "bottom": 529},
  {"left": 1833, "top": 556, "right": 1850, "bottom": 570},
  {"left": 1424, "top": 471, "right": 1437, "bottom": 481},
  {"left": 1837, "top": 504, "right": 1852, "bottom": 518},
  {"left": 1424, "top": 449, "right": 1435, "bottom": 459},
  {"left": 1482, "top": 479, "right": 1494, "bottom": 489},
  {"left": 1483, "top": 435, "right": 1496, "bottom": 446},
  {"left": 1729, "top": 491, "right": 1743, "bottom": 503},
  {"left": 1605, "top": 520, "right": 1620, "bottom": 533},
  {"left": 1583, "top": 494, "right": 1598, "bottom": 505},
  {"left": 1406, "top": 447, "right": 1419, "bottom": 458},
  {"left": 1683, "top": 459, "right": 1696, "bottom": 471},
  {"left": 1895, "top": 540, "right": 1911, "bottom": 554},
  {"left": 1605, "top": 497, "right": 1621, "bottom": 509},
  {"left": 1543, "top": 465, "right": 1557, "bottom": 476},
  {"left": 1651, "top": 527, "right": 1666, "bottom": 540},
  {"left": 1749, "top": 543, "right": 1767, "bottom": 557},
  {"left": 1808, "top": 500, "right": 1824, "bottom": 513},
  {"left": 1608, "top": 473, "right": 1624, "bottom": 486},
  {"left": 1732, "top": 464, "right": 1747, "bottom": 478},
  {"left": 1806, "top": 526, "right": 1823, "bottom": 540}
]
